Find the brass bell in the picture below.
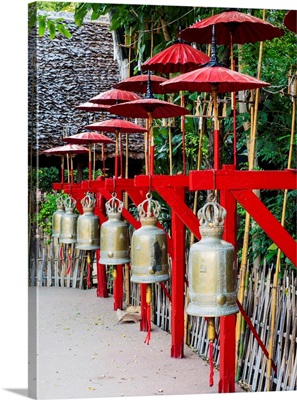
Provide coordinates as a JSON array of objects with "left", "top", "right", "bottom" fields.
[
  {"left": 186, "top": 194, "right": 238, "bottom": 317},
  {"left": 99, "top": 194, "right": 130, "bottom": 265},
  {"left": 76, "top": 193, "right": 100, "bottom": 251},
  {"left": 52, "top": 196, "right": 65, "bottom": 238},
  {"left": 130, "top": 193, "right": 169, "bottom": 284},
  {"left": 59, "top": 196, "right": 78, "bottom": 244}
]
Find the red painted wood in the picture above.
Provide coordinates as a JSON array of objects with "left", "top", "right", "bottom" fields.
[
  {"left": 96, "top": 250, "right": 108, "bottom": 298},
  {"left": 157, "top": 187, "right": 201, "bottom": 241},
  {"left": 113, "top": 265, "right": 123, "bottom": 310},
  {"left": 189, "top": 169, "right": 297, "bottom": 190},
  {"left": 214, "top": 128, "right": 220, "bottom": 170},
  {"left": 220, "top": 179, "right": 237, "bottom": 393},
  {"left": 232, "top": 189, "right": 297, "bottom": 266},
  {"left": 140, "top": 283, "right": 148, "bottom": 331},
  {"left": 218, "top": 315, "right": 236, "bottom": 393},
  {"left": 170, "top": 188, "right": 185, "bottom": 358}
]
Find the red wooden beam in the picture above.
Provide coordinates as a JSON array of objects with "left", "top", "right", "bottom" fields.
[
  {"left": 189, "top": 169, "right": 297, "bottom": 190},
  {"left": 156, "top": 187, "right": 201, "bottom": 241},
  {"left": 232, "top": 189, "right": 297, "bottom": 266}
]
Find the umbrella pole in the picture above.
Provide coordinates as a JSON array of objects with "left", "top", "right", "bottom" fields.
[
  {"left": 70, "top": 154, "right": 74, "bottom": 185},
  {"left": 168, "top": 121, "right": 173, "bottom": 175},
  {"left": 102, "top": 144, "right": 106, "bottom": 176},
  {"left": 93, "top": 144, "right": 96, "bottom": 180},
  {"left": 66, "top": 154, "right": 70, "bottom": 183},
  {"left": 230, "top": 32, "right": 237, "bottom": 167},
  {"left": 148, "top": 112, "right": 154, "bottom": 175},
  {"left": 61, "top": 155, "right": 65, "bottom": 184},
  {"left": 212, "top": 86, "right": 220, "bottom": 171},
  {"left": 88, "top": 144, "right": 92, "bottom": 181},
  {"left": 120, "top": 132, "right": 123, "bottom": 178},
  {"left": 115, "top": 130, "right": 119, "bottom": 178},
  {"left": 180, "top": 91, "right": 187, "bottom": 174}
]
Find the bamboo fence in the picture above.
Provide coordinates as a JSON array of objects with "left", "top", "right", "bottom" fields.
[{"left": 29, "top": 233, "right": 296, "bottom": 392}]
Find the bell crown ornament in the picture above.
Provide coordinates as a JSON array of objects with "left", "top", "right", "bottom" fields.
[
  {"left": 76, "top": 192, "right": 100, "bottom": 250},
  {"left": 52, "top": 195, "right": 65, "bottom": 238},
  {"left": 130, "top": 193, "right": 169, "bottom": 284},
  {"left": 186, "top": 193, "right": 238, "bottom": 317},
  {"left": 59, "top": 195, "right": 78, "bottom": 244},
  {"left": 99, "top": 193, "right": 130, "bottom": 265}
]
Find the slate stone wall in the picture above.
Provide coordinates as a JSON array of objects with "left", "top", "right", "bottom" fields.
[{"left": 28, "top": 12, "right": 144, "bottom": 172}]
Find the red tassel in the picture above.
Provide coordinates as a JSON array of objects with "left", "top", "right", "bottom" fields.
[
  {"left": 87, "top": 262, "right": 91, "bottom": 288},
  {"left": 66, "top": 251, "right": 72, "bottom": 275},
  {"left": 209, "top": 341, "right": 214, "bottom": 387},
  {"left": 144, "top": 304, "right": 151, "bottom": 345},
  {"left": 59, "top": 246, "right": 64, "bottom": 264}
]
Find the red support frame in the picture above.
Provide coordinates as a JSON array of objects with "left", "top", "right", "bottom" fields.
[{"left": 53, "top": 165, "right": 297, "bottom": 394}]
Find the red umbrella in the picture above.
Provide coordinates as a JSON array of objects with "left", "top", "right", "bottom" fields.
[
  {"left": 89, "top": 88, "right": 141, "bottom": 105},
  {"left": 75, "top": 102, "right": 111, "bottom": 112},
  {"left": 42, "top": 144, "right": 89, "bottom": 184},
  {"left": 62, "top": 132, "right": 115, "bottom": 180},
  {"left": 284, "top": 10, "right": 297, "bottom": 34},
  {"left": 109, "top": 88, "right": 188, "bottom": 174},
  {"left": 141, "top": 40, "right": 211, "bottom": 174},
  {"left": 180, "top": 10, "right": 284, "bottom": 167},
  {"left": 141, "top": 40, "right": 210, "bottom": 74},
  {"left": 161, "top": 38, "right": 269, "bottom": 170},
  {"left": 180, "top": 9, "right": 284, "bottom": 45},
  {"left": 85, "top": 119, "right": 148, "bottom": 178},
  {"left": 113, "top": 74, "right": 169, "bottom": 94}
]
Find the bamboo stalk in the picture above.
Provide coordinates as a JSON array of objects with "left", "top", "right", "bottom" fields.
[
  {"left": 235, "top": 11, "right": 265, "bottom": 370},
  {"left": 266, "top": 70, "right": 296, "bottom": 390}
]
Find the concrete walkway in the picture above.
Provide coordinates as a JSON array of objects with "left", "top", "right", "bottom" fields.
[{"left": 30, "top": 286, "right": 246, "bottom": 399}]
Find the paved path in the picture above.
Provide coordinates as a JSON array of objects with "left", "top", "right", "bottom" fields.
[{"left": 30, "top": 286, "right": 245, "bottom": 399}]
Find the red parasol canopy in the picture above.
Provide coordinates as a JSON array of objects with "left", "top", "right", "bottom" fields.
[
  {"left": 113, "top": 74, "right": 169, "bottom": 94},
  {"left": 41, "top": 144, "right": 89, "bottom": 155},
  {"left": 85, "top": 119, "right": 147, "bottom": 133},
  {"left": 179, "top": 9, "right": 284, "bottom": 45},
  {"left": 141, "top": 41, "right": 210, "bottom": 74},
  {"left": 62, "top": 132, "right": 114, "bottom": 181},
  {"left": 41, "top": 144, "right": 89, "bottom": 184},
  {"left": 109, "top": 97, "right": 188, "bottom": 175},
  {"left": 89, "top": 88, "right": 141, "bottom": 105},
  {"left": 160, "top": 65, "right": 270, "bottom": 93},
  {"left": 109, "top": 98, "right": 188, "bottom": 119},
  {"left": 62, "top": 131, "right": 114, "bottom": 144},
  {"left": 284, "top": 10, "right": 297, "bottom": 34},
  {"left": 85, "top": 119, "right": 148, "bottom": 178},
  {"left": 75, "top": 102, "right": 111, "bottom": 112}
]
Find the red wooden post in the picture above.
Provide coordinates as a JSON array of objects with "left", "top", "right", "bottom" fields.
[
  {"left": 96, "top": 250, "right": 108, "bottom": 298},
  {"left": 170, "top": 187, "right": 185, "bottom": 358},
  {"left": 219, "top": 165, "right": 237, "bottom": 392},
  {"left": 113, "top": 265, "right": 123, "bottom": 310},
  {"left": 140, "top": 283, "right": 148, "bottom": 331}
]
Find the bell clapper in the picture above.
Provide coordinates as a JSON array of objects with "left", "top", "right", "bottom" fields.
[
  {"left": 112, "top": 266, "right": 117, "bottom": 279},
  {"left": 144, "top": 284, "right": 152, "bottom": 345},
  {"left": 207, "top": 317, "right": 216, "bottom": 387}
]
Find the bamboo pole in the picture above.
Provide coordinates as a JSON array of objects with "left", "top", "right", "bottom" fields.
[
  {"left": 235, "top": 9, "right": 266, "bottom": 371},
  {"left": 266, "top": 71, "right": 296, "bottom": 391}
]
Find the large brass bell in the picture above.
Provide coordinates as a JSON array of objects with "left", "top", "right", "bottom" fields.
[
  {"left": 52, "top": 196, "right": 65, "bottom": 238},
  {"left": 130, "top": 193, "right": 169, "bottom": 284},
  {"left": 187, "top": 194, "right": 238, "bottom": 317},
  {"left": 76, "top": 193, "right": 100, "bottom": 251},
  {"left": 59, "top": 196, "right": 78, "bottom": 244},
  {"left": 99, "top": 193, "right": 130, "bottom": 265}
]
